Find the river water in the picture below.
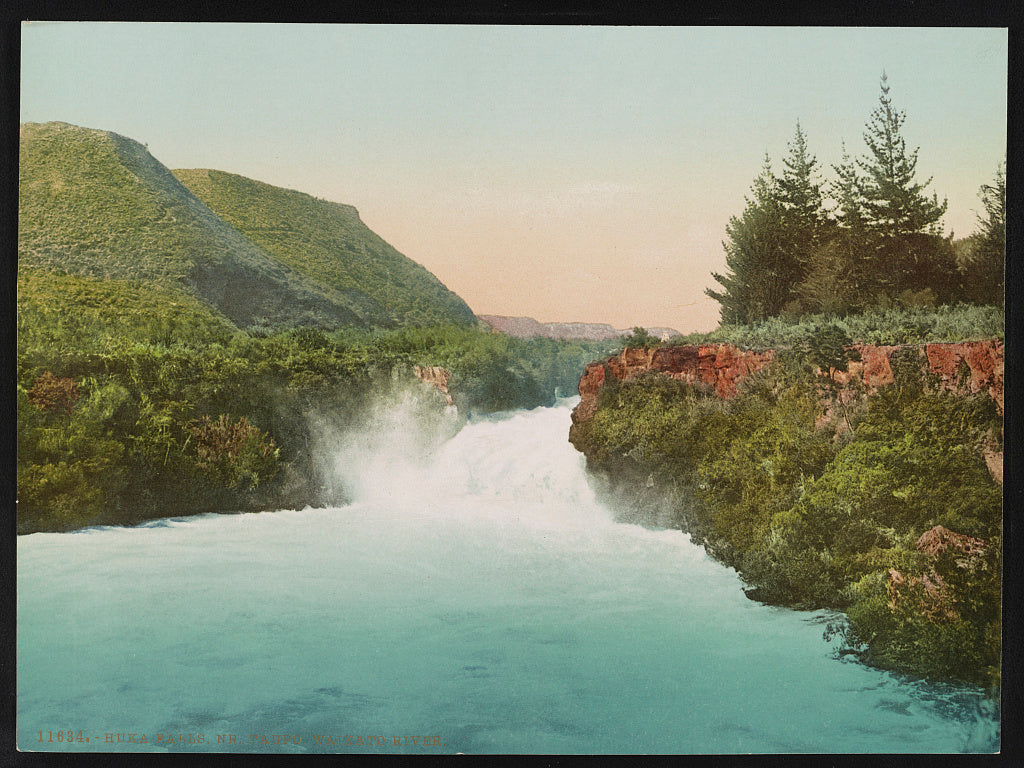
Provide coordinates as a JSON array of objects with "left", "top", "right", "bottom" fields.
[{"left": 17, "top": 399, "right": 999, "bottom": 754}]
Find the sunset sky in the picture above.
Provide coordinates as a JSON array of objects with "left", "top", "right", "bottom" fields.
[{"left": 20, "top": 24, "right": 1007, "bottom": 333}]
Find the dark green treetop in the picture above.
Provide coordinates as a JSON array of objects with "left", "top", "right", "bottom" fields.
[
  {"left": 964, "top": 161, "right": 1005, "bottom": 305},
  {"left": 707, "top": 155, "right": 791, "bottom": 324},
  {"left": 856, "top": 72, "right": 948, "bottom": 239}
]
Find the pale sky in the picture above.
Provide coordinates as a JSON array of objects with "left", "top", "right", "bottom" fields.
[{"left": 20, "top": 24, "right": 1007, "bottom": 333}]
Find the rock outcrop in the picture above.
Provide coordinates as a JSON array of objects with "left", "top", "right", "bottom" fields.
[
  {"left": 915, "top": 524, "right": 988, "bottom": 560},
  {"left": 831, "top": 340, "right": 1004, "bottom": 411},
  {"left": 571, "top": 340, "right": 1004, "bottom": 482},
  {"left": 571, "top": 344, "right": 776, "bottom": 427},
  {"left": 925, "top": 340, "right": 1004, "bottom": 412},
  {"left": 887, "top": 525, "right": 989, "bottom": 622},
  {"left": 414, "top": 365, "right": 453, "bottom": 406}
]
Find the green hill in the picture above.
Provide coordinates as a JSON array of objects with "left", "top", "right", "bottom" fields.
[
  {"left": 173, "top": 169, "right": 477, "bottom": 328},
  {"left": 18, "top": 122, "right": 475, "bottom": 330}
]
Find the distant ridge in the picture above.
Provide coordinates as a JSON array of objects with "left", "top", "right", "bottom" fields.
[
  {"left": 18, "top": 121, "right": 476, "bottom": 330},
  {"left": 477, "top": 314, "right": 679, "bottom": 342}
]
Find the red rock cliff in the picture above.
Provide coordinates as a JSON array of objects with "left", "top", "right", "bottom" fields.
[
  {"left": 414, "top": 365, "right": 453, "bottom": 406},
  {"left": 832, "top": 340, "right": 1004, "bottom": 411},
  {"left": 572, "top": 344, "right": 776, "bottom": 427},
  {"left": 571, "top": 341, "right": 1003, "bottom": 480}
]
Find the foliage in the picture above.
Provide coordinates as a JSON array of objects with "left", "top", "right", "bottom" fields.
[
  {"left": 17, "top": 287, "right": 612, "bottom": 533},
  {"left": 578, "top": 338, "right": 1002, "bottom": 686},
  {"left": 187, "top": 414, "right": 279, "bottom": 489},
  {"left": 620, "top": 326, "right": 661, "bottom": 349},
  {"left": 961, "top": 162, "right": 1005, "bottom": 306},
  {"left": 793, "top": 323, "right": 861, "bottom": 385},
  {"left": 706, "top": 75, "right": 999, "bottom": 323},
  {"left": 856, "top": 73, "right": 948, "bottom": 240},
  {"left": 17, "top": 379, "right": 130, "bottom": 531},
  {"left": 26, "top": 371, "right": 80, "bottom": 415},
  {"left": 708, "top": 155, "right": 793, "bottom": 323},
  {"left": 670, "top": 304, "right": 1003, "bottom": 349},
  {"left": 17, "top": 266, "right": 238, "bottom": 353},
  {"left": 841, "top": 534, "right": 1001, "bottom": 687}
]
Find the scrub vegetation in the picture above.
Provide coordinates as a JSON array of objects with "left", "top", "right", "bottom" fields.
[{"left": 17, "top": 277, "right": 614, "bottom": 534}]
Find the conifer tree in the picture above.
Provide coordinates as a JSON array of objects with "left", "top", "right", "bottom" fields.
[
  {"left": 855, "top": 73, "right": 953, "bottom": 300},
  {"left": 965, "top": 161, "right": 1005, "bottom": 305},
  {"left": 776, "top": 121, "right": 828, "bottom": 311},
  {"left": 831, "top": 141, "right": 867, "bottom": 234},
  {"left": 858, "top": 72, "right": 948, "bottom": 238},
  {"left": 793, "top": 141, "right": 873, "bottom": 313},
  {"left": 707, "top": 155, "right": 790, "bottom": 323},
  {"left": 778, "top": 121, "right": 826, "bottom": 244}
]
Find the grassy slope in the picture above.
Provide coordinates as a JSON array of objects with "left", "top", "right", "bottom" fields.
[
  {"left": 173, "top": 168, "right": 477, "bottom": 328},
  {"left": 17, "top": 266, "right": 238, "bottom": 354},
  {"left": 19, "top": 122, "right": 426, "bottom": 329}
]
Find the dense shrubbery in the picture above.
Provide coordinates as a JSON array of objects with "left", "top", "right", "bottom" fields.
[
  {"left": 670, "top": 304, "right": 1003, "bottom": 349},
  {"left": 17, "top": 312, "right": 614, "bottom": 533},
  {"left": 574, "top": 344, "right": 1002, "bottom": 687}
]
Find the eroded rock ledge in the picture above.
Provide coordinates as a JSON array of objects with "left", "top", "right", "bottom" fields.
[
  {"left": 570, "top": 341, "right": 1004, "bottom": 480},
  {"left": 414, "top": 365, "right": 454, "bottom": 406}
]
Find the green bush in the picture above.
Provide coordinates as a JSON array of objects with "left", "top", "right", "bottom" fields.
[
  {"left": 17, "top": 380, "right": 130, "bottom": 531},
  {"left": 670, "top": 305, "right": 1003, "bottom": 348},
  {"left": 577, "top": 339, "right": 1002, "bottom": 685},
  {"left": 187, "top": 414, "right": 279, "bottom": 489}
]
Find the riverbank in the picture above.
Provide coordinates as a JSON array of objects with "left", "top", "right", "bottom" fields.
[
  {"left": 16, "top": 323, "right": 616, "bottom": 534},
  {"left": 568, "top": 338, "right": 1002, "bottom": 688}
]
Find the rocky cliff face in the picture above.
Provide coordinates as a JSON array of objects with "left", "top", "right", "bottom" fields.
[
  {"left": 834, "top": 340, "right": 1004, "bottom": 411},
  {"left": 414, "top": 365, "right": 453, "bottom": 406},
  {"left": 571, "top": 344, "right": 777, "bottom": 428},
  {"left": 571, "top": 340, "right": 1004, "bottom": 481}
]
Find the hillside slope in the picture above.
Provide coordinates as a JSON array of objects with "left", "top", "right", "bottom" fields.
[
  {"left": 19, "top": 122, "right": 475, "bottom": 330},
  {"left": 173, "top": 169, "right": 477, "bottom": 328}
]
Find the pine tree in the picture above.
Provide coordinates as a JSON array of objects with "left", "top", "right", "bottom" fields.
[
  {"left": 707, "top": 155, "right": 790, "bottom": 324},
  {"left": 858, "top": 72, "right": 948, "bottom": 239},
  {"left": 778, "top": 121, "right": 826, "bottom": 242},
  {"left": 776, "top": 121, "right": 829, "bottom": 312},
  {"left": 853, "top": 73, "right": 954, "bottom": 301},
  {"left": 965, "top": 162, "right": 1005, "bottom": 305},
  {"left": 790, "top": 141, "right": 872, "bottom": 314},
  {"left": 831, "top": 141, "right": 866, "bottom": 234}
]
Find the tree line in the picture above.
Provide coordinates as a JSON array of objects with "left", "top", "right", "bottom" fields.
[{"left": 707, "top": 73, "right": 1005, "bottom": 325}]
